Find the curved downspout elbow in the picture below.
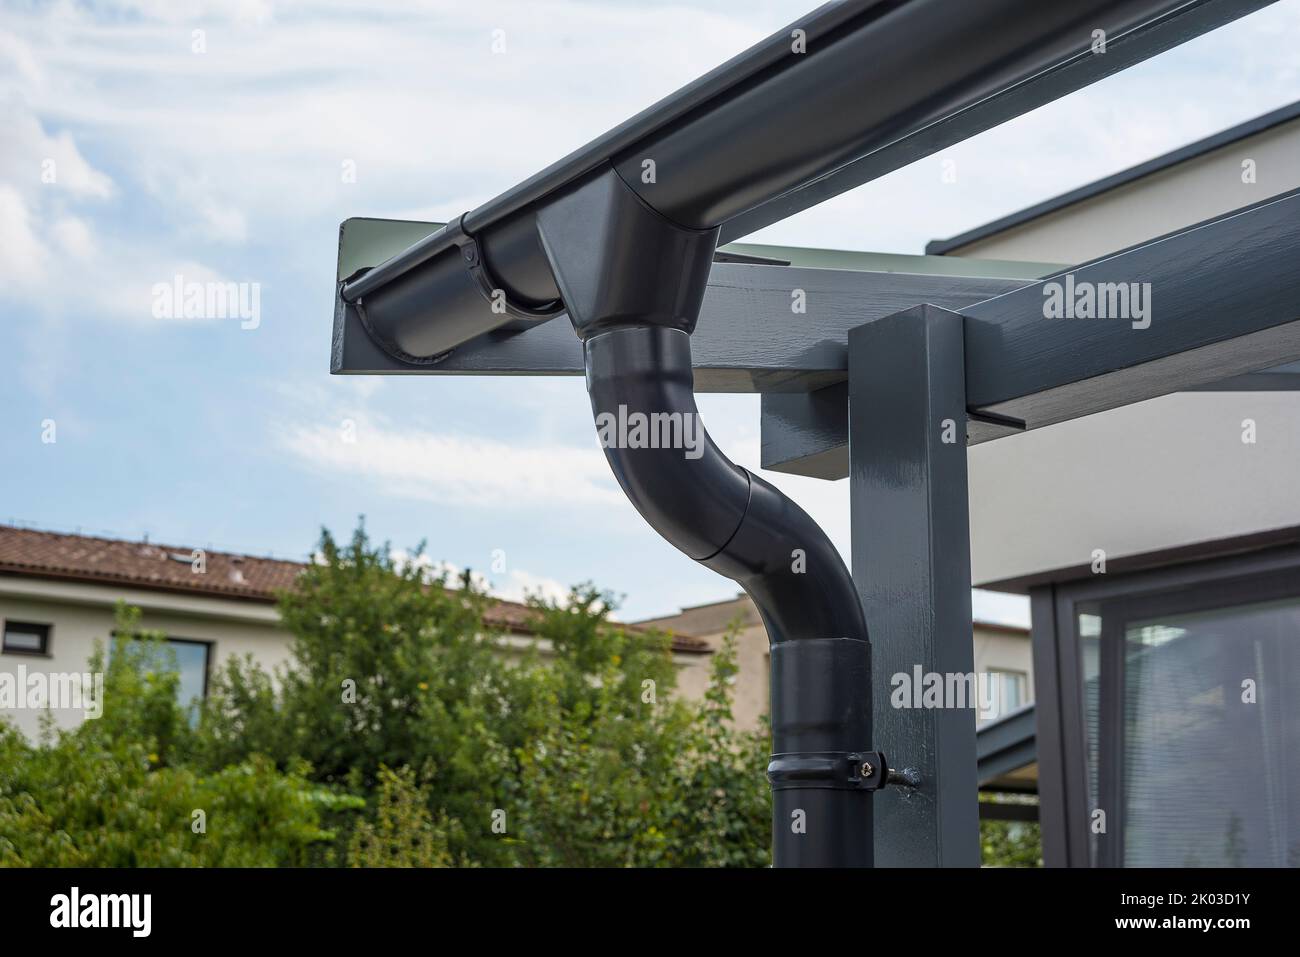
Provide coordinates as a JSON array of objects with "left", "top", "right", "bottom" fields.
[
  {"left": 534, "top": 166, "right": 877, "bottom": 863},
  {"left": 584, "top": 325, "right": 866, "bottom": 647}
]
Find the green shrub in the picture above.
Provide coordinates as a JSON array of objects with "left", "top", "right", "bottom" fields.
[
  {"left": 0, "top": 607, "right": 360, "bottom": 867},
  {"left": 2, "top": 522, "right": 774, "bottom": 867},
  {"left": 193, "top": 523, "right": 772, "bottom": 866}
]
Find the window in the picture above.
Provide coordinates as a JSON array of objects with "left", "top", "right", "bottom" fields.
[
  {"left": 110, "top": 635, "right": 212, "bottom": 713},
  {"left": 1033, "top": 545, "right": 1300, "bottom": 867},
  {"left": 1087, "top": 589, "right": 1300, "bottom": 867},
  {"left": 2, "top": 620, "right": 51, "bottom": 655},
  {"left": 984, "top": 669, "right": 1027, "bottom": 720}
]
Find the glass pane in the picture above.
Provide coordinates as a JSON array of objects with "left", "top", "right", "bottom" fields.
[
  {"left": 111, "top": 638, "right": 209, "bottom": 714},
  {"left": 984, "top": 670, "right": 1026, "bottom": 719},
  {"left": 167, "top": 642, "right": 210, "bottom": 711},
  {"left": 1121, "top": 596, "right": 1300, "bottom": 866},
  {"left": 1076, "top": 606, "right": 1102, "bottom": 866},
  {"left": 3, "top": 627, "right": 44, "bottom": 651}
]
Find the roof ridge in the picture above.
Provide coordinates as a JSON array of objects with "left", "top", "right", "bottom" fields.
[{"left": 0, "top": 524, "right": 710, "bottom": 654}]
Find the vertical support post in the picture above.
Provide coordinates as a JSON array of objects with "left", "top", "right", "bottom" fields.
[{"left": 849, "top": 304, "right": 980, "bottom": 867}]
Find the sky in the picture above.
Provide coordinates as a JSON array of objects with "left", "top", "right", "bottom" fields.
[{"left": 2, "top": 0, "right": 1298, "bottom": 624}]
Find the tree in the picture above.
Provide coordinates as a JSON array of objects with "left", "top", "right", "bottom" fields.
[
  {"left": 2, "top": 522, "right": 774, "bottom": 867},
  {"left": 193, "top": 522, "right": 772, "bottom": 866},
  {"left": 0, "top": 605, "right": 359, "bottom": 867}
]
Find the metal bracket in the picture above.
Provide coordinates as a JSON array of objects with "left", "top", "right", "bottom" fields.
[
  {"left": 768, "top": 750, "right": 889, "bottom": 791},
  {"left": 444, "top": 215, "right": 565, "bottom": 330}
]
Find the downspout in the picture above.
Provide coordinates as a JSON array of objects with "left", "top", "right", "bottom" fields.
[{"left": 535, "top": 167, "right": 883, "bottom": 867}]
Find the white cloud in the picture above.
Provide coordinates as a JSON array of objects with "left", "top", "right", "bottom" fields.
[
  {"left": 390, "top": 549, "right": 572, "bottom": 607},
  {"left": 277, "top": 411, "right": 625, "bottom": 509},
  {"left": 746, "top": 2, "right": 1300, "bottom": 255},
  {"left": 0, "top": 100, "right": 116, "bottom": 292},
  {"left": 492, "top": 567, "right": 571, "bottom": 606},
  {"left": 0, "top": 184, "right": 47, "bottom": 279},
  {"left": 50, "top": 215, "right": 94, "bottom": 259},
  {"left": 1, "top": 0, "right": 788, "bottom": 247}
]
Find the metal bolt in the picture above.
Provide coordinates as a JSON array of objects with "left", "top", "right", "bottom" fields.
[{"left": 860, "top": 761, "right": 875, "bottom": 778}]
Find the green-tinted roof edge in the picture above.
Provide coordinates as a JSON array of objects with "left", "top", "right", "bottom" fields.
[
  {"left": 719, "top": 241, "right": 1063, "bottom": 279},
  {"left": 338, "top": 217, "right": 1064, "bottom": 284}
]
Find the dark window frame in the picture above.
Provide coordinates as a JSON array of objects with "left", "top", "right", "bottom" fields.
[
  {"left": 1031, "top": 542, "right": 1300, "bottom": 867},
  {"left": 2, "top": 619, "right": 52, "bottom": 657}
]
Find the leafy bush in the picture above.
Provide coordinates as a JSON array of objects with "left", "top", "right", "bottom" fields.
[
  {"left": 191, "top": 524, "right": 772, "bottom": 867},
  {"left": 0, "top": 608, "right": 360, "bottom": 867},
  {"left": 2, "top": 522, "right": 774, "bottom": 867},
  {"left": 979, "top": 793, "right": 1043, "bottom": 867},
  {"left": 346, "top": 765, "right": 463, "bottom": 867}
]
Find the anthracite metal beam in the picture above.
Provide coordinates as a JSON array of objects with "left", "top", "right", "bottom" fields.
[
  {"left": 334, "top": 257, "right": 1031, "bottom": 392},
  {"left": 965, "top": 188, "right": 1300, "bottom": 428},
  {"left": 764, "top": 187, "right": 1300, "bottom": 477},
  {"left": 975, "top": 704, "right": 1038, "bottom": 785},
  {"left": 850, "top": 305, "right": 980, "bottom": 867}
]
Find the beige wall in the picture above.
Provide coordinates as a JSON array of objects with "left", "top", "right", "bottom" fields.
[
  {"left": 972, "top": 623, "right": 1033, "bottom": 725},
  {"left": 643, "top": 596, "right": 1031, "bottom": 732},
  {"left": 1, "top": 576, "right": 712, "bottom": 741},
  {"left": 969, "top": 391, "right": 1300, "bottom": 586},
  {"left": 0, "top": 577, "right": 293, "bottom": 740},
  {"left": 640, "top": 597, "right": 770, "bottom": 732}
]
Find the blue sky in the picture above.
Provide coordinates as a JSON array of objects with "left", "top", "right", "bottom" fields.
[{"left": 2, "top": 0, "right": 1298, "bottom": 623}]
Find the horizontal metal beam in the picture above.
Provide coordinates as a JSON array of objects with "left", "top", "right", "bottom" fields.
[
  {"left": 976, "top": 705, "right": 1038, "bottom": 785},
  {"left": 334, "top": 256, "right": 1032, "bottom": 393},
  {"left": 764, "top": 188, "right": 1300, "bottom": 477},
  {"left": 763, "top": 368, "right": 1300, "bottom": 478},
  {"left": 964, "top": 188, "right": 1300, "bottom": 425},
  {"left": 978, "top": 801, "right": 1039, "bottom": 822}
]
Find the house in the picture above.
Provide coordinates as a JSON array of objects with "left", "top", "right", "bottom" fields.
[
  {"left": 639, "top": 594, "right": 1031, "bottom": 733},
  {"left": 0, "top": 524, "right": 711, "bottom": 741},
  {"left": 932, "top": 100, "right": 1300, "bottom": 866}
]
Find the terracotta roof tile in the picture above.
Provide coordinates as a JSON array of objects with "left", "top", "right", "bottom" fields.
[{"left": 0, "top": 525, "right": 708, "bottom": 654}]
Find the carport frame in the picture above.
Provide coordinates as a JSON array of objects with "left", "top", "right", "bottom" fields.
[{"left": 331, "top": 0, "right": 1294, "bottom": 867}]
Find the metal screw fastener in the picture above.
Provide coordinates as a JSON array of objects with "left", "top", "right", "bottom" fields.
[{"left": 860, "top": 761, "right": 875, "bottom": 778}]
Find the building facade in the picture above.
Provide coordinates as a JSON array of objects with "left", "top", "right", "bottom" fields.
[{"left": 639, "top": 594, "right": 1031, "bottom": 733}]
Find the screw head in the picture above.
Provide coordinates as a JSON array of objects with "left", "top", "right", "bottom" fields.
[{"left": 860, "top": 761, "right": 875, "bottom": 778}]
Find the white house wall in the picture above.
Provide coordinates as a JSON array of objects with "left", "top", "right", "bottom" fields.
[{"left": 0, "top": 577, "right": 293, "bottom": 741}]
